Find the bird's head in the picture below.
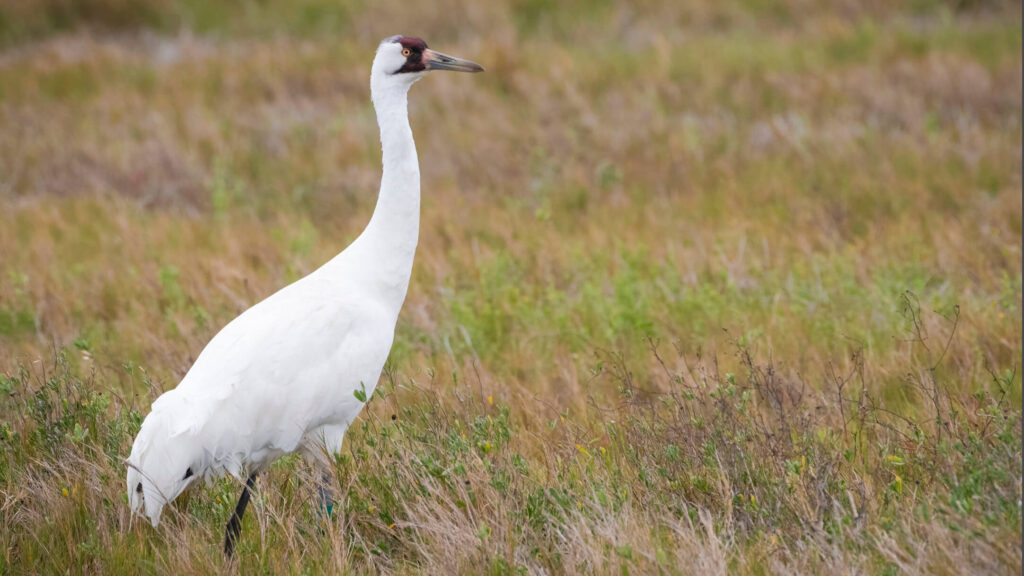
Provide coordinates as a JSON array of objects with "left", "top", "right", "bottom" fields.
[{"left": 371, "top": 35, "right": 483, "bottom": 93}]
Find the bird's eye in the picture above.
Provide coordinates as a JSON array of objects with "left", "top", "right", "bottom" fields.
[
  {"left": 183, "top": 467, "right": 194, "bottom": 480},
  {"left": 402, "top": 48, "right": 411, "bottom": 57},
  {"left": 136, "top": 482, "right": 143, "bottom": 494}
]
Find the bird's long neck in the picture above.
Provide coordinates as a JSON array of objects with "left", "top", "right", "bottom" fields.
[{"left": 349, "top": 83, "right": 420, "bottom": 310}]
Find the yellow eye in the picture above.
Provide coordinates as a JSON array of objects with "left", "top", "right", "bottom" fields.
[{"left": 402, "top": 48, "right": 411, "bottom": 57}]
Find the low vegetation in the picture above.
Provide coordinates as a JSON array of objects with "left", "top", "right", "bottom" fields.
[{"left": 0, "top": 0, "right": 1020, "bottom": 573}]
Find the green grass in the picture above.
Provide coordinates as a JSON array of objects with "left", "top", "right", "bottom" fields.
[{"left": 0, "top": 0, "right": 1020, "bottom": 573}]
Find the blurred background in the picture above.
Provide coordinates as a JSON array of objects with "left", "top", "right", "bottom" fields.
[
  {"left": 0, "top": 1, "right": 1020, "bottom": 572},
  {"left": 0, "top": 0, "right": 1019, "bottom": 395}
]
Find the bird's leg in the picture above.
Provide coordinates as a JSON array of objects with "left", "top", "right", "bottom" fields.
[
  {"left": 224, "top": 473, "right": 258, "bottom": 557},
  {"left": 316, "top": 467, "right": 334, "bottom": 521}
]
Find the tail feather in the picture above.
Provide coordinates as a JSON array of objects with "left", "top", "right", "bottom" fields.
[{"left": 127, "top": 399, "right": 200, "bottom": 527}]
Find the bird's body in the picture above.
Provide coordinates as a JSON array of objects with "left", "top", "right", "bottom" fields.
[
  {"left": 126, "top": 36, "right": 482, "bottom": 536},
  {"left": 131, "top": 256, "right": 396, "bottom": 495}
]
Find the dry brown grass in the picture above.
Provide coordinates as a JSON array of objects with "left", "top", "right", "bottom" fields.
[{"left": 0, "top": 0, "right": 1020, "bottom": 574}]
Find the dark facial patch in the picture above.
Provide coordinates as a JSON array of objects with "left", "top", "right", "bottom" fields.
[
  {"left": 136, "top": 482, "right": 143, "bottom": 494},
  {"left": 395, "top": 36, "right": 429, "bottom": 74},
  {"left": 183, "top": 467, "right": 194, "bottom": 480}
]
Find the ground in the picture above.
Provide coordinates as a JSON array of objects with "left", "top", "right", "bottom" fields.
[{"left": 0, "top": 0, "right": 1021, "bottom": 574}]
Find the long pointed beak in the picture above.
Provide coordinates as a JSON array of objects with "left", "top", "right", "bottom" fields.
[{"left": 424, "top": 49, "right": 484, "bottom": 73}]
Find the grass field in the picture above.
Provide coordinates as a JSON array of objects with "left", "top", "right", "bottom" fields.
[{"left": 0, "top": 0, "right": 1021, "bottom": 573}]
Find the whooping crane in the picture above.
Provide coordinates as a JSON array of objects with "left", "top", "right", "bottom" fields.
[{"left": 126, "top": 36, "right": 483, "bottom": 556}]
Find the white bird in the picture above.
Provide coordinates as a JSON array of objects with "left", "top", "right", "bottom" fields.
[{"left": 126, "top": 36, "right": 482, "bottom": 555}]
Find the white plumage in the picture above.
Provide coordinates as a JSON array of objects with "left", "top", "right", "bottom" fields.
[{"left": 126, "top": 36, "right": 482, "bottom": 532}]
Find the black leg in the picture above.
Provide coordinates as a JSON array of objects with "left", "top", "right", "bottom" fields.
[
  {"left": 316, "top": 468, "right": 334, "bottom": 535},
  {"left": 224, "top": 473, "right": 258, "bottom": 557},
  {"left": 317, "top": 469, "right": 334, "bottom": 518}
]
